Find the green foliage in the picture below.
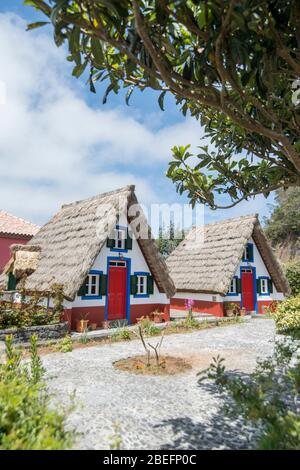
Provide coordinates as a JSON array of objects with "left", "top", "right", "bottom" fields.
[
  {"left": 264, "top": 188, "right": 300, "bottom": 246},
  {"left": 0, "top": 286, "right": 65, "bottom": 329},
  {"left": 156, "top": 221, "right": 185, "bottom": 258},
  {"left": 25, "top": 1, "right": 300, "bottom": 208},
  {"left": 272, "top": 295, "right": 300, "bottom": 337},
  {"left": 198, "top": 339, "right": 300, "bottom": 449},
  {"left": 111, "top": 326, "right": 133, "bottom": 342},
  {"left": 285, "top": 261, "right": 300, "bottom": 297},
  {"left": 138, "top": 318, "right": 160, "bottom": 337},
  {"left": 0, "top": 335, "right": 74, "bottom": 449},
  {"left": 58, "top": 335, "right": 73, "bottom": 353}
]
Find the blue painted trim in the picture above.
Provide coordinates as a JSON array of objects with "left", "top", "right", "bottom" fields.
[
  {"left": 110, "top": 225, "right": 128, "bottom": 253},
  {"left": 240, "top": 266, "right": 258, "bottom": 313},
  {"left": 81, "top": 270, "right": 103, "bottom": 300},
  {"left": 257, "top": 276, "right": 270, "bottom": 296},
  {"left": 242, "top": 242, "right": 254, "bottom": 262},
  {"left": 133, "top": 272, "right": 150, "bottom": 298},
  {"left": 105, "top": 256, "right": 131, "bottom": 324},
  {"left": 226, "top": 275, "right": 239, "bottom": 297}
]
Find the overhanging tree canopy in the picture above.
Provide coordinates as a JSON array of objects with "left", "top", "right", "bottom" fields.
[{"left": 26, "top": 0, "right": 300, "bottom": 208}]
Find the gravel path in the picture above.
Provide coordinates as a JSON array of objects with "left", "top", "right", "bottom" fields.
[{"left": 42, "top": 318, "right": 276, "bottom": 450}]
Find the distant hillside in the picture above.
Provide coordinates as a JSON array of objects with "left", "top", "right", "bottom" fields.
[{"left": 264, "top": 188, "right": 300, "bottom": 263}]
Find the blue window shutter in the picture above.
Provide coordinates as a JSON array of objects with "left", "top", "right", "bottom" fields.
[
  {"left": 99, "top": 274, "right": 107, "bottom": 296},
  {"left": 107, "top": 237, "right": 115, "bottom": 249},
  {"left": 256, "top": 279, "right": 262, "bottom": 294},
  {"left": 268, "top": 278, "right": 273, "bottom": 293},
  {"left": 147, "top": 276, "right": 154, "bottom": 295},
  {"left": 130, "top": 275, "right": 137, "bottom": 295},
  {"left": 7, "top": 273, "right": 16, "bottom": 291},
  {"left": 125, "top": 228, "right": 132, "bottom": 250},
  {"left": 236, "top": 278, "right": 241, "bottom": 294},
  {"left": 248, "top": 244, "right": 254, "bottom": 261}
]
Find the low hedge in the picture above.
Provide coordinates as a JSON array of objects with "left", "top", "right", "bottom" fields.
[{"left": 272, "top": 294, "right": 300, "bottom": 337}]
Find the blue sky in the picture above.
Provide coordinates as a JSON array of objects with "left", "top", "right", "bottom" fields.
[{"left": 0, "top": 1, "right": 275, "bottom": 230}]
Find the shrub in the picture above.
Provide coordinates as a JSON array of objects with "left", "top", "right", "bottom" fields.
[
  {"left": 58, "top": 335, "right": 73, "bottom": 353},
  {"left": 0, "top": 335, "right": 74, "bottom": 450},
  {"left": 111, "top": 326, "right": 133, "bottom": 342},
  {"left": 0, "top": 286, "right": 64, "bottom": 330},
  {"left": 285, "top": 261, "right": 300, "bottom": 297},
  {"left": 272, "top": 294, "right": 300, "bottom": 337},
  {"left": 199, "top": 338, "right": 300, "bottom": 449},
  {"left": 138, "top": 318, "right": 160, "bottom": 336}
]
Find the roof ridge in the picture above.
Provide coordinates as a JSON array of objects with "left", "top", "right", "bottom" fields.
[
  {"left": 191, "top": 213, "right": 258, "bottom": 230},
  {"left": 61, "top": 185, "right": 135, "bottom": 209}
]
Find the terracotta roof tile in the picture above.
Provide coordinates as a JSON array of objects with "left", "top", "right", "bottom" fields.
[{"left": 0, "top": 210, "right": 39, "bottom": 237}]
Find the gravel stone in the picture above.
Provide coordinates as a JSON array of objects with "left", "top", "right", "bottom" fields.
[{"left": 41, "top": 319, "right": 276, "bottom": 450}]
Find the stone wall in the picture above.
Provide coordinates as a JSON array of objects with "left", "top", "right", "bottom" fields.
[{"left": 0, "top": 322, "right": 68, "bottom": 343}]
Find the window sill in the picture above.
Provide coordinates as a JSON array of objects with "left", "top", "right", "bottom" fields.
[
  {"left": 110, "top": 248, "right": 128, "bottom": 253},
  {"left": 133, "top": 294, "right": 150, "bottom": 298},
  {"left": 81, "top": 295, "right": 102, "bottom": 300}
]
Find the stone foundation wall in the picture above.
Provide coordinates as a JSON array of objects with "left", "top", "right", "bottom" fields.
[{"left": 0, "top": 322, "right": 68, "bottom": 343}]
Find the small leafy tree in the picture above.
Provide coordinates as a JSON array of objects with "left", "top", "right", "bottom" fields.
[
  {"left": 198, "top": 339, "right": 300, "bottom": 449},
  {"left": 0, "top": 335, "right": 74, "bottom": 449},
  {"left": 285, "top": 261, "right": 300, "bottom": 296},
  {"left": 26, "top": 0, "right": 300, "bottom": 208},
  {"left": 271, "top": 294, "right": 300, "bottom": 338}
]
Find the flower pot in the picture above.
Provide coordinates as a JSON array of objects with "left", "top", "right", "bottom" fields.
[
  {"left": 76, "top": 319, "right": 89, "bottom": 333},
  {"left": 90, "top": 323, "right": 97, "bottom": 330},
  {"left": 225, "top": 309, "right": 235, "bottom": 317},
  {"left": 153, "top": 313, "right": 162, "bottom": 323},
  {"left": 102, "top": 320, "right": 109, "bottom": 329}
]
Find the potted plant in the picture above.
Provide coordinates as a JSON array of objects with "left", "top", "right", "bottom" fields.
[
  {"left": 90, "top": 322, "right": 97, "bottom": 330},
  {"left": 102, "top": 320, "right": 109, "bottom": 329},
  {"left": 76, "top": 312, "right": 89, "bottom": 333},
  {"left": 224, "top": 302, "right": 238, "bottom": 317},
  {"left": 240, "top": 307, "right": 247, "bottom": 316},
  {"left": 151, "top": 310, "right": 163, "bottom": 323}
]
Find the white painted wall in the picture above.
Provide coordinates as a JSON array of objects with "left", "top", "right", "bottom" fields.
[
  {"left": 225, "top": 236, "right": 282, "bottom": 302},
  {"left": 174, "top": 237, "right": 284, "bottom": 306},
  {"left": 71, "top": 212, "right": 169, "bottom": 308},
  {"left": 172, "top": 292, "right": 224, "bottom": 303}
]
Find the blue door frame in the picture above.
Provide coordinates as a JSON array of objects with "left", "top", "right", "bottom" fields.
[
  {"left": 240, "top": 266, "right": 258, "bottom": 313},
  {"left": 105, "top": 256, "right": 131, "bottom": 324}
]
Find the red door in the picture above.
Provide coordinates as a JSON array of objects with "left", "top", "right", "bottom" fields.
[
  {"left": 241, "top": 270, "right": 255, "bottom": 311},
  {"left": 107, "top": 263, "right": 127, "bottom": 320}
]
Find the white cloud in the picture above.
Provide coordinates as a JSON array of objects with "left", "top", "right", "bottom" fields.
[
  {"left": 0, "top": 12, "right": 273, "bottom": 227},
  {"left": 0, "top": 13, "right": 204, "bottom": 224}
]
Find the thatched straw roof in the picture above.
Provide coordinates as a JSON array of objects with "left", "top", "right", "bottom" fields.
[
  {"left": 166, "top": 214, "right": 290, "bottom": 295},
  {"left": 0, "top": 186, "right": 175, "bottom": 299},
  {"left": 10, "top": 245, "right": 41, "bottom": 279}
]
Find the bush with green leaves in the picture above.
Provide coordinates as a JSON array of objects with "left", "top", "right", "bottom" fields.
[
  {"left": 0, "top": 286, "right": 64, "bottom": 330},
  {"left": 199, "top": 338, "right": 300, "bottom": 449},
  {"left": 272, "top": 294, "right": 300, "bottom": 337},
  {"left": 138, "top": 318, "right": 161, "bottom": 337},
  {"left": 285, "top": 261, "right": 300, "bottom": 297},
  {"left": 0, "top": 335, "right": 74, "bottom": 450},
  {"left": 58, "top": 335, "right": 73, "bottom": 353}
]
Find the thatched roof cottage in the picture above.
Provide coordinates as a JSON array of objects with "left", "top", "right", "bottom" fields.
[
  {"left": 1, "top": 186, "right": 175, "bottom": 329},
  {"left": 167, "top": 214, "right": 290, "bottom": 316}
]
